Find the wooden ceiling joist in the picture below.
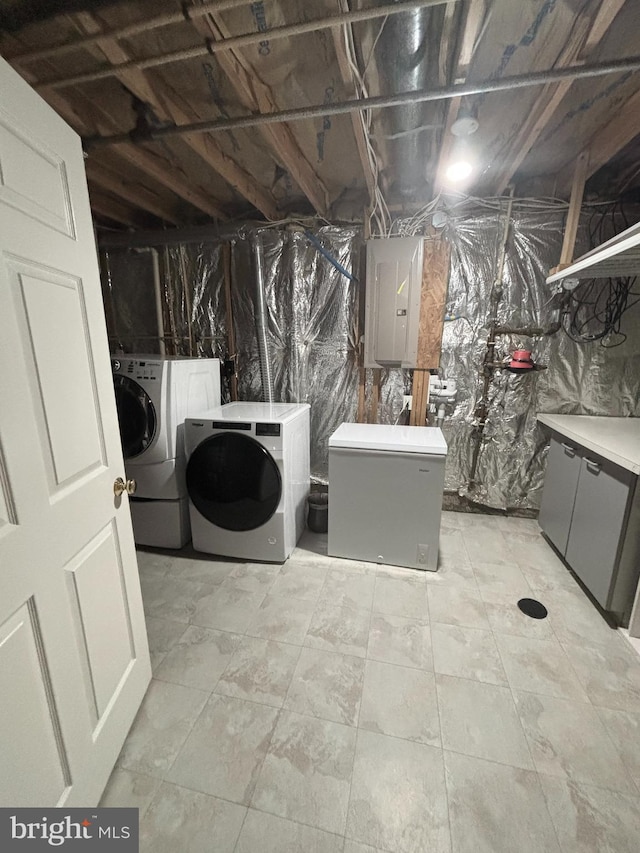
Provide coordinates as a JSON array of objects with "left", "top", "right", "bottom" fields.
[
  {"left": 493, "top": 0, "right": 626, "bottom": 194},
  {"left": 86, "top": 160, "right": 182, "bottom": 225},
  {"left": 5, "top": 30, "right": 227, "bottom": 223},
  {"left": 110, "top": 142, "right": 227, "bottom": 220},
  {"left": 191, "top": 8, "right": 331, "bottom": 216},
  {"left": 331, "top": 1, "right": 377, "bottom": 206},
  {"left": 88, "top": 191, "right": 148, "bottom": 228},
  {"left": 70, "top": 11, "right": 279, "bottom": 220},
  {"left": 584, "top": 0, "right": 627, "bottom": 54}
]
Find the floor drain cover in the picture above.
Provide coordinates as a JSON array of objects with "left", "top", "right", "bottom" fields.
[{"left": 517, "top": 598, "right": 548, "bottom": 619}]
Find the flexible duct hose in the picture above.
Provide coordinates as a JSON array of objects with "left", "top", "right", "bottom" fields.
[{"left": 252, "top": 236, "right": 275, "bottom": 403}]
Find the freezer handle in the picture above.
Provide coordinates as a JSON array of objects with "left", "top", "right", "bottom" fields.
[{"left": 329, "top": 446, "right": 445, "bottom": 462}]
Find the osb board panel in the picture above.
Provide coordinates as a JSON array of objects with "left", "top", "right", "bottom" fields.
[{"left": 416, "top": 236, "right": 449, "bottom": 370}]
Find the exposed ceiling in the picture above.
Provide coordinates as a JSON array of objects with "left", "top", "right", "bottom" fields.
[{"left": 2, "top": 0, "right": 640, "bottom": 231}]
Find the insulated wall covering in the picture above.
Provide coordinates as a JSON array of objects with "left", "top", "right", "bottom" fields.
[{"left": 100, "top": 208, "right": 640, "bottom": 508}]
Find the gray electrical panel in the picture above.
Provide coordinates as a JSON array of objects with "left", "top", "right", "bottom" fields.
[{"left": 364, "top": 236, "right": 424, "bottom": 368}]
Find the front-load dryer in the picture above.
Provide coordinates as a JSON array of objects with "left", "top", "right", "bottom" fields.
[
  {"left": 184, "top": 402, "right": 310, "bottom": 562},
  {"left": 112, "top": 355, "right": 221, "bottom": 548}
]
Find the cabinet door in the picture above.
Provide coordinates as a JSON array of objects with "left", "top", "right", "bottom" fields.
[
  {"left": 538, "top": 437, "right": 581, "bottom": 554},
  {"left": 565, "top": 456, "right": 632, "bottom": 608}
]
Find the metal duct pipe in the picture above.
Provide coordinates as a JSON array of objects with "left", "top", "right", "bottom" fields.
[
  {"left": 84, "top": 56, "right": 640, "bottom": 149},
  {"left": 375, "top": 1, "right": 437, "bottom": 199},
  {"left": 251, "top": 237, "right": 275, "bottom": 404}
]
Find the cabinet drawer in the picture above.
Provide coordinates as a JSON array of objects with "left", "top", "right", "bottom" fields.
[{"left": 565, "top": 455, "right": 633, "bottom": 608}]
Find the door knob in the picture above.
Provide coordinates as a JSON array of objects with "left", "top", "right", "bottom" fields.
[{"left": 114, "top": 477, "right": 137, "bottom": 497}]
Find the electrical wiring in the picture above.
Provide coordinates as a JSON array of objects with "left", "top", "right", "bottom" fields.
[
  {"left": 562, "top": 200, "right": 640, "bottom": 348},
  {"left": 340, "top": 20, "right": 392, "bottom": 238},
  {"left": 388, "top": 193, "right": 634, "bottom": 239}
]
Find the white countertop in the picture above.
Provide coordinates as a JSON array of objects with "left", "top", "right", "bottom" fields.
[{"left": 537, "top": 414, "right": 640, "bottom": 475}]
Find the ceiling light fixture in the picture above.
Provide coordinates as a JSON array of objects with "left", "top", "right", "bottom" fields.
[
  {"left": 451, "top": 114, "right": 479, "bottom": 137},
  {"left": 445, "top": 160, "right": 473, "bottom": 182}
]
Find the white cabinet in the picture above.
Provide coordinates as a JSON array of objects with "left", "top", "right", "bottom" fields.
[{"left": 538, "top": 431, "right": 640, "bottom": 624}]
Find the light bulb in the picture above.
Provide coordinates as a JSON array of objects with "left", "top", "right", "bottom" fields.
[{"left": 445, "top": 160, "right": 473, "bottom": 182}]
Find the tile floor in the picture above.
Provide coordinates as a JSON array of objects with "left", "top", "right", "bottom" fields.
[{"left": 101, "top": 512, "right": 640, "bottom": 852}]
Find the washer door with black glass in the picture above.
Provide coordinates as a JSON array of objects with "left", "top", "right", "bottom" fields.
[
  {"left": 113, "top": 375, "right": 157, "bottom": 459},
  {"left": 186, "top": 432, "right": 282, "bottom": 531}
]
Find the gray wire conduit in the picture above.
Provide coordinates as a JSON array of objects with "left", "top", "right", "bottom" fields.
[{"left": 251, "top": 236, "right": 275, "bottom": 404}]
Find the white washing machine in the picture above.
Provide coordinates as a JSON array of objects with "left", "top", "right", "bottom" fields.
[
  {"left": 184, "top": 402, "right": 310, "bottom": 562},
  {"left": 328, "top": 422, "right": 447, "bottom": 571},
  {"left": 112, "top": 355, "right": 221, "bottom": 548}
]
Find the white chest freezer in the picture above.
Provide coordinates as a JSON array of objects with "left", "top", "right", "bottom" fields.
[{"left": 328, "top": 422, "right": 447, "bottom": 571}]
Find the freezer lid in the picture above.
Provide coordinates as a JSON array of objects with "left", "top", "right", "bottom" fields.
[{"left": 329, "top": 422, "right": 447, "bottom": 455}]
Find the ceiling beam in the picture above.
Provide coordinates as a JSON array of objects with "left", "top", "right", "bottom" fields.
[
  {"left": 88, "top": 191, "right": 148, "bottom": 228},
  {"left": 10, "top": 0, "right": 255, "bottom": 64},
  {"left": 70, "top": 11, "right": 279, "bottom": 220},
  {"left": 86, "top": 160, "right": 182, "bottom": 225},
  {"left": 331, "top": 0, "right": 377, "bottom": 207},
  {"left": 492, "top": 0, "right": 626, "bottom": 194},
  {"left": 4, "top": 29, "right": 228, "bottom": 221},
  {"left": 190, "top": 8, "right": 330, "bottom": 216},
  {"left": 584, "top": 0, "right": 626, "bottom": 54},
  {"left": 111, "top": 142, "right": 227, "bottom": 220},
  {"left": 77, "top": 99, "right": 229, "bottom": 220},
  {"left": 438, "top": 2, "right": 459, "bottom": 87}
]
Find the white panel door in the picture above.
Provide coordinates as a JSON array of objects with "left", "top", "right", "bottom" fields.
[{"left": 0, "top": 56, "right": 150, "bottom": 807}]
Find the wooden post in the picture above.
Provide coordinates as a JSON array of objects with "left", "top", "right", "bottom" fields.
[
  {"left": 369, "top": 368, "right": 381, "bottom": 424},
  {"left": 410, "top": 370, "right": 429, "bottom": 427},
  {"left": 560, "top": 150, "right": 590, "bottom": 266},
  {"left": 222, "top": 242, "right": 238, "bottom": 400},
  {"left": 357, "top": 366, "right": 367, "bottom": 423}
]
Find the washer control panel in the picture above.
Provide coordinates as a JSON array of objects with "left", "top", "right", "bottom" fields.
[{"left": 112, "top": 359, "right": 162, "bottom": 382}]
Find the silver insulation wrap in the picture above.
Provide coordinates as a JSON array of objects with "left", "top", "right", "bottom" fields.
[
  {"left": 100, "top": 210, "right": 640, "bottom": 507},
  {"left": 230, "top": 227, "right": 360, "bottom": 479}
]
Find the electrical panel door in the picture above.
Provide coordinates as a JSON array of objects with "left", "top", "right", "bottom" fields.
[{"left": 364, "top": 237, "right": 423, "bottom": 368}]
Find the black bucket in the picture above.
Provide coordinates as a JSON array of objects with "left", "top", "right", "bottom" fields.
[{"left": 307, "top": 492, "right": 328, "bottom": 533}]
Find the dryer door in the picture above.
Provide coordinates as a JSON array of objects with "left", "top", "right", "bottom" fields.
[
  {"left": 186, "top": 432, "right": 282, "bottom": 531},
  {"left": 113, "top": 375, "right": 157, "bottom": 459}
]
